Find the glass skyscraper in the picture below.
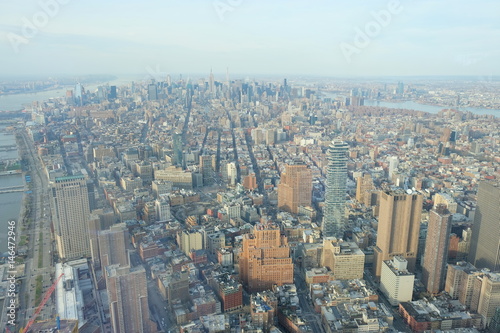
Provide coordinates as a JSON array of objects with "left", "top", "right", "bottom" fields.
[{"left": 322, "top": 140, "right": 348, "bottom": 238}]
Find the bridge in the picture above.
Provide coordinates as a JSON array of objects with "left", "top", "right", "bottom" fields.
[{"left": 0, "top": 185, "right": 25, "bottom": 194}]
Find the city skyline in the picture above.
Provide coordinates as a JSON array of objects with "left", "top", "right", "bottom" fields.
[
  {"left": 1, "top": 0, "right": 499, "bottom": 77},
  {"left": 2, "top": 66, "right": 500, "bottom": 331}
]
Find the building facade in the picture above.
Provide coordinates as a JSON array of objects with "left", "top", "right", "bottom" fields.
[
  {"left": 322, "top": 140, "right": 349, "bottom": 237},
  {"left": 277, "top": 163, "right": 312, "bottom": 214},
  {"left": 106, "top": 265, "right": 155, "bottom": 333},
  {"left": 240, "top": 223, "right": 294, "bottom": 292},
  {"left": 51, "top": 175, "right": 91, "bottom": 260},
  {"left": 422, "top": 205, "right": 452, "bottom": 295},
  {"left": 373, "top": 190, "right": 423, "bottom": 278},
  {"left": 98, "top": 223, "right": 129, "bottom": 269},
  {"left": 380, "top": 256, "right": 414, "bottom": 306},
  {"left": 470, "top": 181, "right": 500, "bottom": 271},
  {"left": 320, "top": 238, "right": 365, "bottom": 280}
]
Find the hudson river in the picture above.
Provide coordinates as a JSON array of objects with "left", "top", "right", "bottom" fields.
[{"left": 0, "top": 127, "right": 23, "bottom": 254}]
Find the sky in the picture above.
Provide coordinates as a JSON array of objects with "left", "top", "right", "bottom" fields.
[{"left": 0, "top": 0, "right": 499, "bottom": 79}]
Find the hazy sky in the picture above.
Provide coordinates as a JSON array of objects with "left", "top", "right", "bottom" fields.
[{"left": 1, "top": 0, "right": 499, "bottom": 78}]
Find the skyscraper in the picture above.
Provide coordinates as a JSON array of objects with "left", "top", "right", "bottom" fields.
[
  {"left": 373, "top": 189, "right": 423, "bottom": 278},
  {"left": 277, "top": 163, "right": 312, "bottom": 214},
  {"left": 240, "top": 223, "right": 293, "bottom": 292},
  {"left": 322, "top": 140, "right": 348, "bottom": 238},
  {"left": 200, "top": 154, "right": 213, "bottom": 185},
  {"left": 51, "top": 175, "right": 91, "bottom": 260},
  {"left": 172, "top": 131, "right": 183, "bottom": 167},
  {"left": 106, "top": 264, "right": 155, "bottom": 333},
  {"left": 209, "top": 68, "right": 215, "bottom": 96},
  {"left": 469, "top": 181, "right": 500, "bottom": 271},
  {"left": 422, "top": 205, "right": 452, "bottom": 295},
  {"left": 109, "top": 85, "right": 117, "bottom": 99},
  {"left": 98, "top": 223, "right": 129, "bottom": 269},
  {"left": 147, "top": 83, "right": 158, "bottom": 101}
]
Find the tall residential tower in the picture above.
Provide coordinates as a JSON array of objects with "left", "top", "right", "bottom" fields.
[
  {"left": 322, "top": 140, "right": 349, "bottom": 237},
  {"left": 106, "top": 264, "right": 156, "bottom": 333},
  {"left": 422, "top": 205, "right": 452, "bottom": 295}
]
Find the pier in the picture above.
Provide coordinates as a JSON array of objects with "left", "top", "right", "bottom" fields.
[{"left": 0, "top": 185, "right": 25, "bottom": 194}]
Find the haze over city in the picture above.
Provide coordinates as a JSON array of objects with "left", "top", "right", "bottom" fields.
[{"left": 1, "top": 0, "right": 499, "bottom": 77}]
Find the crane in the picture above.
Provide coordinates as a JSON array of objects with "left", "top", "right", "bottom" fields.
[{"left": 21, "top": 273, "right": 64, "bottom": 333}]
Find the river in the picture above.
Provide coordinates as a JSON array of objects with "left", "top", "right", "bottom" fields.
[
  {"left": 0, "top": 76, "right": 139, "bottom": 112},
  {"left": 362, "top": 99, "right": 499, "bottom": 117},
  {"left": 322, "top": 92, "right": 500, "bottom": 117}
]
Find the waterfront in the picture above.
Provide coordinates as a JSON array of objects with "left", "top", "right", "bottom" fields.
[
  {"left": 0, "top": 76, "right": 139, "bottom": 111},
  {"left": 0, "top": 175, "right": 23, "bottom": 254},
  {"left": 0, "top": 125, "right": 23, "bottom": 254},
  {"left": 320, "top": 92, "right": 500, "bottom": 117},
  {"left": 362, "top": 99, "right": 500, "bottom": 117}
]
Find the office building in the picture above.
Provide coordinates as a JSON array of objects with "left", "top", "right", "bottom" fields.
[
  {"left": 469, "top": 181, "right": 500, "bottom": 271},
  {"left": 154, "top": 166, "right": 193, "bottom": 189},
  {"left": 98, "top": 223, "right": 129, "bottom": 269},
  {"left": 322, "top": 140, "right": 349, "bottom": 237},
  {"left": 445, "top": 261, "right": 480, "bottom": 308},
  {"left": 422, "top": 205, "right": 452, "bottom": 295},
  {"left": 240, "top": 223, "right": 293, "bottom": 292},
  {"left": 373, "top": 190, "right": 423, "bottom": 278},
  {"left": 380, "top": 256, "right": 414, "bottom": 306},
  {"left": 151, "top": 179, "right": 173, "bottom": 198},
  {"left": 177, "top": 229, "right": 204, "bottom": 256},
  {"left": 148, "top": 83, "right": 158, "bottom": 101},
  {"left": 388, "top": 156, "right": 399, "bottom": 180},
  {"left": 200, "top": 154, "right": 213, "bottom": 185},
  {"left": 51, "top": 175, "right": 91, "bottom": 260},
  {"left": 88, "top": 214, "right": 101, "bottom": 267},
  {"left": 106, "top": 264, "right": 155, "bottom": 333},
  {"left": 155, "top": 194, "right": 171, "bottom": 222},
  {"left": 166, "top": 270, "right": 190, "bottom": 305},
  {"left": 320, "top": 238, "right": 365, "bottom": 280},
  {"left": 227, "top": 162, "right": 237, "bottom": 186},
  {"left": 470, "top": 272, "right": 500, "bottom": 328},
  {"left": 109, "top": 85, "right": 117, "bottom": 99},
  {"left": 277, "top": 163, "right": 312, "bottom": 214},
  {"left": 433, "top": 192, "right": 458, "bottom": 213},
  {"left": 356, "top": 173, "right": 373, "bottom": 203},
  {"left": 173, "top": 131, "right": 183, "bottom": 167}
]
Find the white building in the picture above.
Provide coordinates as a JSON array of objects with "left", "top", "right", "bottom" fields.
[
  {"left": 55, "top": 259, "right": 88, "bottom": 329},
  {"left": 227, "top": 162, "right": 237, "bottom": 186},
  {"left": 380, "top": 256, "right": 414, "bottom": 306},
  {"left": 155, "top": 194, "right": 171, "bottom": 222},
  {"left": 224, "top": 203, "right": 241, "bottom": 220}
]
